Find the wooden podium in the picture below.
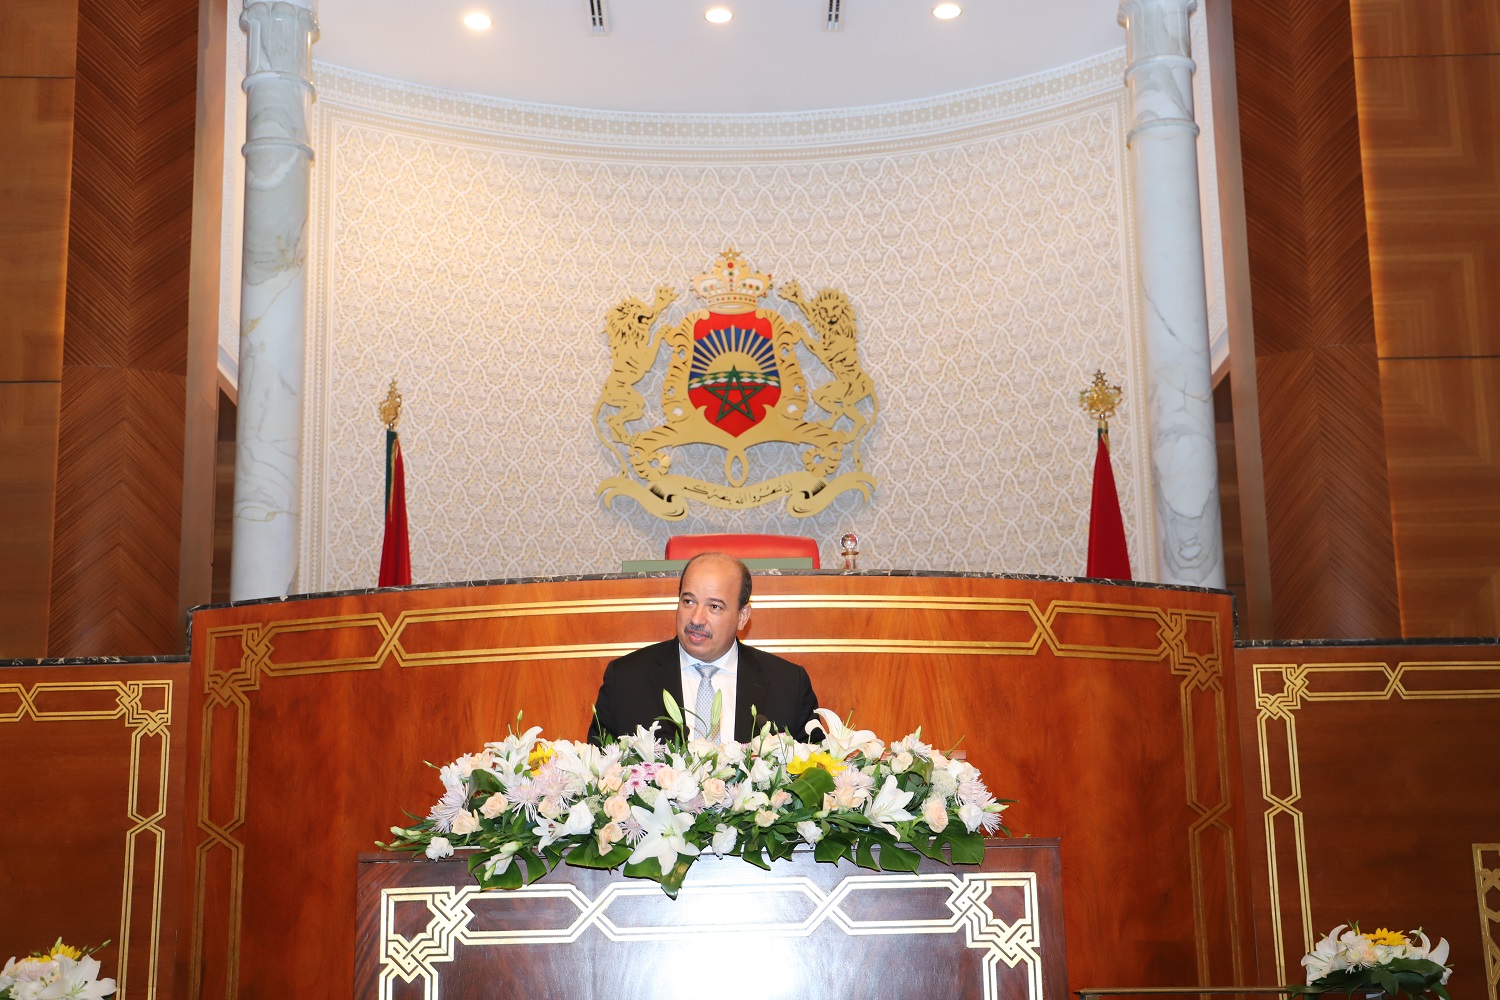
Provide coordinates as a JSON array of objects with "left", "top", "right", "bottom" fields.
[{"left": 355, "top": 840, "right": 1066, "bottom": 1000}]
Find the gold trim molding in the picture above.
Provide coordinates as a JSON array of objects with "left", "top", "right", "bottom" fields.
[
  {"left": 1477, "top": 843, "right": 1500, "bottom": 1000},
  {"left": 1253, "top": 662, "right": 1500, "bottom": 982},
  {"left": 378, "top": 871, "right": 1042, "bottom": 1000},
  {"left": 0, "top": 679, "right": 174, "bottom": 999},
  {"left": 192, "top": 595, "right": 1242, "bottom": 996}
]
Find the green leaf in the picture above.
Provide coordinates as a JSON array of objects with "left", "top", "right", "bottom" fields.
[
  {"left": 624, "top": 857, "right": 666, "bottom": 883},
  {"left": 1371, "top": 968, "right": 1399, "bottom": 997},
  {"left": 519, "top": 850, "right": 549, "bottom": 884},
  {"left": 470, "top": 769, "right": 501, "bottom": 794},
  {"left": 564, "top": 838, "right": 631, "bottom": 871},
  {"left": 944, "top": 829, "right": 985, "bottom": 865},
  {"left": 814, "top": 837, "right": 851, "bottom": 865},
  {"left": 876, "top": 843, "right": 921, "bottom": 873},
  {"left": 658, "top": 855, "right": 697, "bottom": 897},
  {"left": 854, "top": 838, "right": 878, "bottom": 871},
  {"left": 789, "top": 767, "right": 836, "bottom": 807}
]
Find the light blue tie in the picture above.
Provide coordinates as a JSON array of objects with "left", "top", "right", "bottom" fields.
[{"left": 692, "top": 662, "right": 720, "bottom": 740}]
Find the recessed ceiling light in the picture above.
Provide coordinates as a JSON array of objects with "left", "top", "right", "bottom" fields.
[
  {"left": 705, "top": 7, "right": 733, "bottom": 24},
  {"left": 462, "top": 11, "right": 493, "bottom": 31},
  {"left": 932, "top": 2, "right": 962, "bottom": 19}
]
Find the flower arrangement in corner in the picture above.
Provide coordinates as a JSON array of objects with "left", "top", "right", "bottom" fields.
[
  {"left": 1291, "top": 924, "right": 1454, "bottom": 999},
  {"left": 0, "top": 940, "right": 115, "bottom": 1000},
  {"left": 382, "top": 701, "right": 1012, "bottom": 897}
]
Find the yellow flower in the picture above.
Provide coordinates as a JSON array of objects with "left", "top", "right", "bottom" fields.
[
  {"left": 788, "top": 751, "right": 846, "bottom": 777},
  {"left": 527, "top": 744, "right": 555, "bottom": 774},
  {"left": 50, "top": 940, "right": 83, "bottom": 960},
  {"left": 1363, "top": 927, "right": 1406, "bottom": 946}
]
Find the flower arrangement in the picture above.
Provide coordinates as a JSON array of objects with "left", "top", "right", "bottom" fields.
[
  {"left": 0, "top": 940, "right": 114, "bottom": 1000},
  {"left": 382, "top": 702, "right": 1012, "bottom": 896},
  {"left": 1292, "top": 924, "right": 1453, "bottom": 999}
]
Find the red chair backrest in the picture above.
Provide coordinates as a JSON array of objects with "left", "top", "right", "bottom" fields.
[{"left": 665, "top": 533, "right": 820, "bottom": 569}]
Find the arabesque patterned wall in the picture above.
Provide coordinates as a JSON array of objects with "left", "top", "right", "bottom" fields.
[{"left": 300, "top": 54, "right": 1166, "bottom": 590}]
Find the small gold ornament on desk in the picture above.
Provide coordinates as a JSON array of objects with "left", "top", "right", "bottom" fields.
[
  {"left": 1078, "top": 370, "right": 1122, "bottom": 439},
  {"left": 379, "top": 379, "right": 402, "bottom": 430},
  {"left": 838, "top": 532, "right": 859, "bottom": 571}
]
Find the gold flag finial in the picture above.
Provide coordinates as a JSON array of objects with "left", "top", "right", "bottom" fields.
[
  {"left": 1079, "top": 370, "right": 1123, "bottom": 434},
  {"left": 379, "top": 379, "right": 402, "bottom": 430}
]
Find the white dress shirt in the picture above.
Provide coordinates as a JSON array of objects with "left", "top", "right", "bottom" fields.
[{"left": 678, "top": 640, "right": 738, "bottom": 740}]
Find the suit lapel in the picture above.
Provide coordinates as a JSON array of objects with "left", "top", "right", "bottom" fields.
[
  {"left": 654, "top": 642, "right": 686, "bottom": 741},
  {"left": 734, "top": 641, "right": 768, "bottom": 742}
]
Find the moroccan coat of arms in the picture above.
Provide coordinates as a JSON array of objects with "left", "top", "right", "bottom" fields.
[{"left": 594, "top": 249, "right": 878, "bottom": 519}]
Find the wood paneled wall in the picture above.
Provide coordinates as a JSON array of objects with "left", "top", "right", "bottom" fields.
[
  {"left": 1229, "top": 0, "right": 1402, "bottom": 640},
  {"left": 47, "top": 0, "right": 200, "bottom": 654},
  {"left": 0, "top": 1, "right": 76, "bottom": 656},
  {"left": 1353, "top": 0, "right": 1500, "bottom": 634}
]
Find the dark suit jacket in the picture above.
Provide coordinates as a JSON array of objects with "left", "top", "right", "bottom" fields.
[{"left": 587, "top": 639, "right": 820, "bottom": 745}]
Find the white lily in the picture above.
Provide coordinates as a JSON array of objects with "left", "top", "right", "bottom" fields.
[
  {"left": 808, "top": 708, "right": 880, "bottom": 761},
  {"left": 863, "top": 775, "right": 915, "bottom": 835},
  {"left": 627, "top": 790, "right": 701, "bottom": 871}
]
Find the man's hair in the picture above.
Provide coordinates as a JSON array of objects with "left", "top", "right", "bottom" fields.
[{"left": 679, "top": 552, "right": 753, "bottom": 609}]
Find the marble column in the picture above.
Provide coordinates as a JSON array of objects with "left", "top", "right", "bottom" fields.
[
  {"left": 1118, "top": 0, "right": 1225, "bottom": 588},
  {"left": 230, "top": 0, "right": 319, "bottom": 601}
]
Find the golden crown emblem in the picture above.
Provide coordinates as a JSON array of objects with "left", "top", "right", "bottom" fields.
[{"left": 689, "top": 248, "right": 771, "bottom": 313}]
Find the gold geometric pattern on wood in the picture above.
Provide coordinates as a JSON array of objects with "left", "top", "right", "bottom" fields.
[
  {"left": 0, "top": 679, "right": 174, "bottom": 999},
  {"left": 378, "top": 873, "right": 1043, "bottom": 1000},
  {"left": 1254, "top": 661, "right": 1500, "bottom": 981},
  {"left": 1477, "top": 844, "right": 1500, "bottom": 1000},
  {"left": 191, "top": 597, "right": 1243, "bottom": 996}
]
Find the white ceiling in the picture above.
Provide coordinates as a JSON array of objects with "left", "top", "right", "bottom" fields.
[{"left": 312, "top": 0, "right": 1125, "bottom": 114}]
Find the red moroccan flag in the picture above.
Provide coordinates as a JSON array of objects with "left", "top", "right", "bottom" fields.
[
  {"left": 1086, "top": 428, "right": 1132, "bottom": 580},
  {"left": 378, "top": 428, "right": 412, "bottom": 587}
]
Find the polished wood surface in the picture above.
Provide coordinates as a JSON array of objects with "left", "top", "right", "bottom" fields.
[
  {"left": 1360, "top": 54, "right": 1500, "bottom": 361},
  {"left": 47, "top": 0, "right": 200, "bottom": 655},
  {"left": 0, "top": 384, "right": 60, "bottom": 656},
  {"left": 355, "top": 840, "right": 1067, "bottom": 1000},
  {"left": 1231, "top": 0, "right": 1401, "bottom": 640},
  {"left": 0, "top": 659, "right": 189, "bottom": 999},
  {"left": 1353, "top": 3, "right": 1500, "bottom": 635},
  {"left": 1352, "top": 0, "right": 1500, "bottom": 57},
  {"left": 181, "top": 574, "right": 1247, "bottom": 999},
  {"left": 0, "top": 0, "right": 78, "bottom": 77},
  {"left": 1233, "top": 642, "right": 1500, "bottom": 995},
  {"left": 0, "top": 76, "right": 74, "bottom": 383},
  {"left": 1380, "top": 359, "right": 1500, "bottom": 634}
]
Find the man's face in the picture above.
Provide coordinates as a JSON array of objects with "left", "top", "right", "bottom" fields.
[{"left": 675, "top": 557, "right": 751, "bottom": 663}]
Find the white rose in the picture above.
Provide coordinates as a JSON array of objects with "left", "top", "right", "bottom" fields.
[
  {"left": 654, "top": 765, "right": 679, "bottom": 791},
  {"left": 425, "top": 836, "right": 454, "bottom": 860},
  {"left": 890, "top": 751, "right": 914, "bottom": 774},
  {"left": 958, "top": 802, "right": 983, "bottom": 833},
  {"left": 479, "top": 793, "right": 508, "bottom": 819},
  {"left": 599, "top": 764, "right": 624, "bottom": 793},
  {"left": 796, "top": 820, "right": 824, "bottom": 844},
  {"left": 538, "top": 796, "right": 563, "bottom": 819},
  {"left": 712, "top": 824, "right": 739, "bottom": 856},
  {"left": 749, "top": 759, "right": 774, "bottom": 788},
  {"left": 755, "top": 809, "right": 777, "bottom": 827},
  {"left": 701, "top": 777, "right": 727, "bottom": 806},
  {"left": 860, "top": 739, "right": 885, "bottom": 759},
  {"left": 770, "top": 789, "right": 792, "bottom": 808},
  {"left": 450, "top": 809, "right": 479, "bottom": 835},
  {"left": 603, "top": 794, "right": 631, "bottom": 821},
  {"left": 922, "top": 796, "right": 949, "bottom": 833}
]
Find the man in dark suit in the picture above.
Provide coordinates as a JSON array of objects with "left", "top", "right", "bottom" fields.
[{"left": 588, "top": 552, "right": 820, "bottom": 745}]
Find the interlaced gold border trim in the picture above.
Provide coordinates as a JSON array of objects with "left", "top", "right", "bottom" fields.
[
  {"left": 191, "top": 595, "right": 1242, "bottom": 996},
  {"left": 0, "top": 680, "right": 174, "bottom": 999},
  {"left": 377, "top": 872, "right": 1042, "bottom": 1000},
  {"left": 1477, "top": 843, "right": 1500, "bottom": 1000},
  {"left": 1253, "top": 662, "right": 1500, "bottom": 982}
]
